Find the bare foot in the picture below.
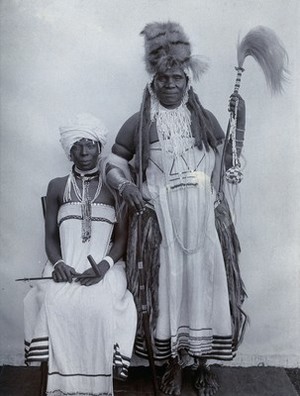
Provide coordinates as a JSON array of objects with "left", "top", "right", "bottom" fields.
[
  {"left": 194, "top": 364, "right": 219, "bottom": 396},
  {"left": 160, "top": 358, "right": 182, "bottom": 395}
]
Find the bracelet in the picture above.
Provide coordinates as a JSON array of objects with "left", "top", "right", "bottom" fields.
[
  {"left": 118, "top": 180, "right": 133, "bottom": 196},
  {"left": 53, "top": 259, "right": 65, "bottom": 269},
  {"left": 102, "top": 255, "right": 114, "bottom": 268}
]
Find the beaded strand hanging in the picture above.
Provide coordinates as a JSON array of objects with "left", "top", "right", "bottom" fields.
[{"left": 63, "top": 169, "right": 102, "bottom": 242}]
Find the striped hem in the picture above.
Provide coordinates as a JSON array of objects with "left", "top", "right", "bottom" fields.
[
  {"left": 25, "top": 339, "right": 131, "bottom": 379},
  {"left": 24, "top": 337, "right": 49, "bottom": 364},
  {"left": 113, "top": 343, "right": 131, "bottom": 380},
  {"left": 135, "top": 334, "right": 237, "bottom": 361}
]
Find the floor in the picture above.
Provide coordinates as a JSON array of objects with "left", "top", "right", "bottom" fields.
[{"left": 0, "top": 365, "right": 299, "bottom": 396}]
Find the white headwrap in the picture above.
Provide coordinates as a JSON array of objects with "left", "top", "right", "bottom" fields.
[{"left": 59, "top": 113, "right": 108, "bottom": 158}]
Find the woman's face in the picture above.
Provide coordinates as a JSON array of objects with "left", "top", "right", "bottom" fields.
[
  {"left": 153, "top": 68, "right": 187, "bottom": 109},
  {"left": 70, "top": 138, "right": 101, "bottom": 171}
]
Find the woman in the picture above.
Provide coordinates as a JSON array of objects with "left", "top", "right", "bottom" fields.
[
  {"left": 24, "top": 113, "right": 137, "bottom": 396},
  {"left": 106, "top": 22, "right": 247, "bottom": 396}
]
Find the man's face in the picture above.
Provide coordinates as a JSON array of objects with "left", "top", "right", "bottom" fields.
[
  {"left": 153, "top": 68, "right": 187, "bottom": 109},
  {"left": 70, "top": 138, "right": 100, "bottom": 171}
]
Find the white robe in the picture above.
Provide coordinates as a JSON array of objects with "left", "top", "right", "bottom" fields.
[
  {"left": 136, "top": 139, "right": 235, "bottom": 361},
  {"left": 24, "top": 202, "right": 137, "bottom": 396}
]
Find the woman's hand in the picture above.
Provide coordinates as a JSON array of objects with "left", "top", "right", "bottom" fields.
[
  {"left": 121, "top": 182, "right": 146, "bottom": 215},
  {"left": 77, "top": 260, "right": 110, "bottom": 286},
  {"left": 228, "top": 93, "right": 246, "bottom": 129},
  {"left": 52, "top": 262, "right": 79, "bottom": 283}
]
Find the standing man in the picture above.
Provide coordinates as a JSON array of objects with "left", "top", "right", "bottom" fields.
[
  {"left": 106, "top": 22, "right": 247, "bottom": 396},
  {"left": 24, "top": 113, "right": 137, "bottom": 396}
]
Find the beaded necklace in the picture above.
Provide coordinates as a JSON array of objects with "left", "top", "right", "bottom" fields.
[
  {"left": 148, "top": 81, "right": 192, "bottom": 157},
  {"left": 63, "top": 167, "right": 102, "bottom": 243},
  {"left": 148, "top": 83, "right": 211, "bottom": 253}
]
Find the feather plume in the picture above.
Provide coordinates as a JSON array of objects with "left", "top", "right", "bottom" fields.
[
  {"left": 237, "top": 26, "right": 289, "bottom": 93},
  {"left": 189, "top": 56, "right": 210, "bottom": 80}
]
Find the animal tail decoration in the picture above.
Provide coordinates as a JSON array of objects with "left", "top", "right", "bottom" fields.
[
  {"left": 226, "top": 25, "right": 289, "bottom": 185},
  {"left": 234, "top": 25, "right": 289, "bottom": 94}
]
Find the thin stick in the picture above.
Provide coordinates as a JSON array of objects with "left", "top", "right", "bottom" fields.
[
  {"left": 15, "top": 274, "right": 98, "bottom": 282},
  {"left": 87, "top": 254, "right": 101, "bottom": 276},
  {"left": 16, "top": 255, "right": 101, "bottom": 282}
]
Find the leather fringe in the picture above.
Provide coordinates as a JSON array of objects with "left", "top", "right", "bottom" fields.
[
  {"left": 126, "top": 207, "right": 161, "bottom": 339},
  {"left": 127, "top": 198, "right": 247, "bottom": 350},
  {"left": 214, "top": 196, "right": 248, "bottom": 348}
]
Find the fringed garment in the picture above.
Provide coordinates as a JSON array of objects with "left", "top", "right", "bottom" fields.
[
  {"left": 24, "top": 202, "right": 137, "bottom": 396},
  {"left": 129, "top": 135, "right": 244, "bottom": 362}
]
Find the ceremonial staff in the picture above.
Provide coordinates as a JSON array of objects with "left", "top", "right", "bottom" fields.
[
  {"left": 224, "top": 25, "right": 288, "bottom": 184},
  {"left": 215, "top": 25, "right": 288, "bottom": 347}
]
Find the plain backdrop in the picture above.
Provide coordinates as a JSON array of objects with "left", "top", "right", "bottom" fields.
[{"left": 0, "top": 0, "right": 299, "bottom": 367}]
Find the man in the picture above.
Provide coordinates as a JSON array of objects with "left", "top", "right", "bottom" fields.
[
  {"left": 106, "top": 23, "right": 247, "bottom": 395},
  {"left": 24, "top": 113, "right": 137, "bottom": 396}
]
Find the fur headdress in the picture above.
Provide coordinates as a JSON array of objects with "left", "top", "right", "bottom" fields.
[{"left": 140, "top": 21, "right": 208, "bottom": 80}]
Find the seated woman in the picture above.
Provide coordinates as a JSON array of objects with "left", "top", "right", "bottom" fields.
[{"left": 24, "top": 113, "right": 137, "bottom": 396}]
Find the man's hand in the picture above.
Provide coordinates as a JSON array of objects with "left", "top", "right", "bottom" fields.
[
  {"left": 121, "top": 183, "right": 146, "bottom": 214},
  {"left": 77, "top": 260, "right": 110, "bottom": 286},
  {"left": 52, "top": 262, "right": 79, "bottom": 283}
]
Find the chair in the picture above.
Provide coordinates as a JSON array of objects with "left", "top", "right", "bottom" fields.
[
  {"left": 39, "top": 196, "right": 48, "bottom": 396},
  {"left": 40, "top": 361, "right": 48, "bottom": 396}
]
